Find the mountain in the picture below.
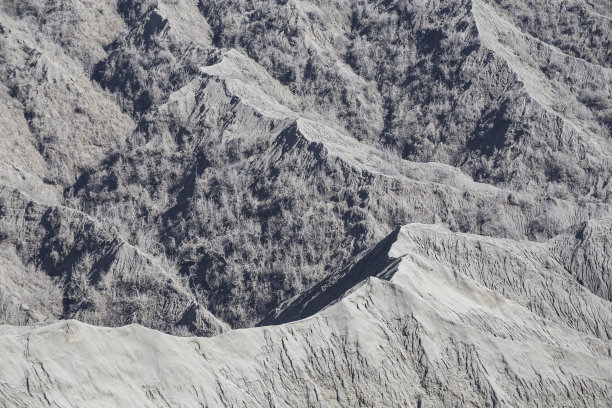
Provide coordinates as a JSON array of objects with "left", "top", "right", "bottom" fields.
[
  {"left": 2, "top": 226, "right": 612, "bottom": 406},
  {"left": 0, "top": 0, "right": 610, "bottom": 406}
]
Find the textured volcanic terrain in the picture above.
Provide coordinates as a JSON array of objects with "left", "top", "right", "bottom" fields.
[
  {"left": 3, "top": 228, "right": 612, "bottom": 406},
  {"left": 0, "top": 0, "right": 611, "bottom": 406}
]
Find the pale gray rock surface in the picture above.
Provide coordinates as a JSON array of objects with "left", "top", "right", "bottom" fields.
[
  {"left": 266, "top": 223, "right": 612, "bottom": 340},
  {"left": 0, "top": 0, "right": 611, "bottom": 406},
  {"left": 1, "top": 227, "right": 611, "bottom": 407}
]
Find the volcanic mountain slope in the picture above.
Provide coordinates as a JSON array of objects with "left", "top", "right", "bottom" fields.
[
  {"left": 70, "top": 46, "right": 612, "bottom": 327},
  {"left": 0, "top": 183, "right": 227, "bottom": 336},
  {"left": 65, "top": 0, "right": 612, "bottom": 327},
  {"left": 1, "top": 225, "right": 612, "bottom": 407},
  {"left": 0, "top": 0, "right": 611, "bottom": 405},
  {"left": 266, "top": 223, "right": 612, "bottom": 341},
  {"left": 1, "top": 0, "right": 610, "bottom": 332},
  {"left": 203, "top": 0, "right": 612, "bottom": 199},
  {"left": 0, "top": 3, "right": 133, "bottom": 194}
]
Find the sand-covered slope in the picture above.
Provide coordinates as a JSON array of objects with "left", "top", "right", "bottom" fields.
[
  {"left": 0, "top": 0, "right": 611, "bottom": 405},
  {"left": 1, "top": 224, "right": 611, "bottom": 407}
]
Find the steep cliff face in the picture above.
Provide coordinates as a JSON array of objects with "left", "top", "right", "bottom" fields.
[{"left": 0, "top": 0, "right": 611, "bottom": 405}]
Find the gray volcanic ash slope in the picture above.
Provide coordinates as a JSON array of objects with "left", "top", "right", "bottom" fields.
[
  {"left": 2, "top": 227, "right": 612, "bottom": 407},
  {"left": 0, "top": 0, "right": 611, "bottom": 406}
]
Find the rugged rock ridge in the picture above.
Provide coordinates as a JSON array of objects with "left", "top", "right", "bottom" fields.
[
  {"left": 204, "top": 0, "right": 612, "bottom": 202},
  {"left": 470, "top": 0, "right": 612, "bottom": 197},
  {"left": 1, "top": 224, "right": 611, "bottom": 407},
  {"left": 74, "top": 45, "right": 612, "bottom": 327},
  {"left": 266, "top": 223, "right": 612, "bottom": 340},
  {"left": 0, "top": 0, "right": 611, "bottom": 405},
  {"left": 0, "top": 184, "right": 227, "bottom": 336},
  {"left": 1, "top": 0, "right": 611, "bottom": 332}
]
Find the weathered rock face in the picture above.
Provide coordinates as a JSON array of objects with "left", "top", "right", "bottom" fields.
[
  {"left": 548, "top": 218, "right": 612, "bottom": 303},
  {"left": 0, "top": 0, "right": 611, "bottom": 406}
]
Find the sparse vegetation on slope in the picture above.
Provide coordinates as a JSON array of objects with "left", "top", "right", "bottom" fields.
[
  {"left": 1, "top": 0, "right": 611, "bottom": 334},
  {"left": 1, "top": 0, "right": 612, "bottom": 406}
]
